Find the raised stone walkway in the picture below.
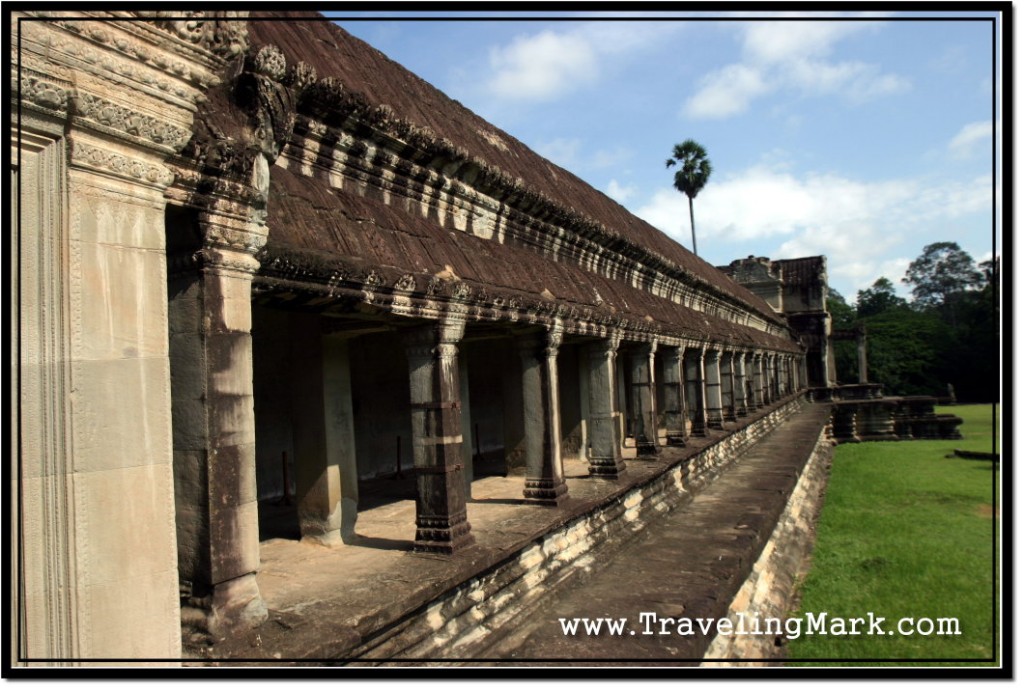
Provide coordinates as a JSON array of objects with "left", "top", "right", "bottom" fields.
[
  {"left": 191, "top": 396, "right": 831, "bottom": 665},
  {"left": 468, "top": 401, "right": 833, "bottom": 664}
]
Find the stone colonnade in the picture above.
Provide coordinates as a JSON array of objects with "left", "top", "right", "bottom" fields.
[{"left": 269, "top": 331, "right": 803, "bottom": 561}]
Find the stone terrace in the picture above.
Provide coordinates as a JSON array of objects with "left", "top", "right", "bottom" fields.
[{"left": 189, "top": 395, "right": 827, "bottom": 664}]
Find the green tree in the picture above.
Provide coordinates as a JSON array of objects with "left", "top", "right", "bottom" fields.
[
  {"left": 856, "top": 277, "right": 907, "bottom": 318},
  {"left": 903, "top": 242, "right": 983, "bottom": 308},
  {"left": 666, "top": 139, "right": 712, "bottom": 257}
]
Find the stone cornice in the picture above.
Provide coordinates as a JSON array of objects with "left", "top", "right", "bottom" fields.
[
  {"left": 253, "top": 247, "right": 801, "bottom": 354},
  {"left": 278, "top": 119, "right": 791, "bottom": 342}
]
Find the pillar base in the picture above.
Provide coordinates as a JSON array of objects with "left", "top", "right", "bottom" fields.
[
  {"left": 706, "top": 412, "right": 725, "bottom": 429},
  {"left": 665, "top": 434, "right": 687, "bottom": 447},
  {"left": 588, "top": 456, "right": 626, "bottom": 478},
  {"left": 181, "top": 573, "right": 267, "bottom": 638},
  {"left": 723, "top": 409, "right": 738, "bottom": 422},
  {"left": 523, "top": 478, "right": 568, "bottom": 505},
  {"left": 414, "top": 512, "right": 474, "bottom": 554},
  {"left": 635, "top": 441, "right": 661, "bottom": 457}
]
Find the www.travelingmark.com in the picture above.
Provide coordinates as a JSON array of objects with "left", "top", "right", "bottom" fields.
[{"left": 558, "top": 612, "right": 962, "bottom": 640}]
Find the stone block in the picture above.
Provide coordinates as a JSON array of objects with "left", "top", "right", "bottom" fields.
[
  {"left": 80, "top": 568, "right": 181, "bottom": 660},
  {"left": 73, "top": 463, "right": 178, "bottom": 588},
  {"left": 74, "top": 239, "right": 169, "bottom": 361},
  {"left": 71, "top": 356, "right": 172, "bottom": 474},
  {"left": 72, "top": 187, "right": 167, "bottom": 250},
  {"left": 209, "top": 442, "right": 258, "bottom": 507},
  {"left": 208, "top": 500, "right": 260, "bottom": 584}
]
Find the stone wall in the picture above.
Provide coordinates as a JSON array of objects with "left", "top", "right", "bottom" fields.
[{"left": 702, "top": 424, "right": 833, "bottom": 664}]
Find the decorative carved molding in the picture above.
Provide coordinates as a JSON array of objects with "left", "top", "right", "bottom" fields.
[
  {"left": 72, "top": 93, "right": 192, "bottom": 151},
  {"left": 68, "top": 140, "right": 175, "bottom": 187},
  {"left": 18, "top": 70, "right": 70, "bottom": 114},
  {"left": 145, "top": 12, "right": 249, "bottom": 59}
]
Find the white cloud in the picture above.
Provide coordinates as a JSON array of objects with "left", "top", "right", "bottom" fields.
[
  {"left": 948, "top": 121, "right": 993, "bottom": 159},
  {"left": 484, "top": 22, "right": 683, "bottom": 102},
  {"left": 488, "top": 31, "right": 598, "bottom": 100},
  {"left": 685, "top": 20, "right": 908, "bottom": 119},
  {"left": 632, "top": 165, "right": 992, "bottom": 298},
  {"left": 606, "top": 179, "right": 637, "bottom": 204},
  {"left": 684, "top": 64, "right": 771, "bottom": 119},
  {"left": 742, "top": 21, "right": 866, "bottom": 63}
]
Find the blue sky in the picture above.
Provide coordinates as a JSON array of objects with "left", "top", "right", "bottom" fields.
[{"left": 328, "top": 10, "right": 1001, "bottom": 303}]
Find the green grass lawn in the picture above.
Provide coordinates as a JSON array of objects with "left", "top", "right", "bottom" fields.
[{"left": 786, "top": 403, "right": 1000, "bottom": 666}]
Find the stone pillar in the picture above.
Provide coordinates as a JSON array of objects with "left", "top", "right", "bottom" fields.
[
  {"left": 459, "top": 349, "right": 475, "bottom": 498},
  {"left": 720, "top": 351, "right": 737, "bottom": 422},
  {"left": 519, "top": 327, "right": 569, "bottom": 504},
  {"left": 288, "top": 326, "right": 359, "bottom": 545},
  {"left": 404, "top": 317, "right": 473, "bottom": 553},
  {"left": 501, "top": 343, "right": 526, "bottom": 475},
  {"left": 14, "top": 13, "right": 247, "bottom": 660},
  {"left": 629, "top": 342, "right": 661, "bottom": 456},
  {"left": 684, "top": 347, "right": 708, "bottom": 436},
  {"left": 734, "top": 353, "right": 749, "bottom": 417},
  {"left": 857, "top": 329, "right": 869, "bottom": 384},
  {"left": 751, "top": 353, "right": 765, "bottom": 408},
  {"left": 172, "top": 220, "right": 268, "bottom": 636},
  {"left": 704, "top": 349, "right": 724, "bottom": 429},
  {"left": 660, "top": 346, "right": 687, "bottom": 446},
  {"left": 289, "top": 315, "right": 350, "bottom": 546},
  {"left": 585, "top": 335, "right": 625, "bottom": 477}
]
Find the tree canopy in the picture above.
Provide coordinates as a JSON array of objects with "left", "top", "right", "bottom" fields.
[
  {"left": 666, "top": 139, "right": 712, "bottom": 256},
  {"left": 903, "top": 241, "right": 984, "bottom": 307},
  {"left": 831, "top": 243, "right": 997, "bottom": 401}
]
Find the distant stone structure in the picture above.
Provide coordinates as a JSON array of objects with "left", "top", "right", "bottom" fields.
[
  {"left": 14, "top": 11, "right": 822, "bottom": 663},
  {"left": 720, "top": 255, "right": 834, "bottom": 388}
]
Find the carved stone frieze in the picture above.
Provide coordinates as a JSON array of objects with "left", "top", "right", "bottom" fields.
[
  {"left": 69, "top": 139, "right": 176, "bottom": 187},
  {"left": 26, "top": 17, "right": 219, "bottom": 92},
  {"left": 18, "top": 70, "right": 70, "bottom": 114},
  {"left": 72, "top": 92, "right": 192, "bottom": 150},
  {"left": 144, "top": 11, "right": 249, "bottom": 59}
]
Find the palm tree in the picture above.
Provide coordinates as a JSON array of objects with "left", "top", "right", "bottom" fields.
[{"left": 666, "top": 139, "right": 713, "bottom": 256}]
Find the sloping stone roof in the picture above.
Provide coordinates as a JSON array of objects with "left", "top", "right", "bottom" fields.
[
  {"left": 234, "top": 13, "right": 798, "bottom": 350},
  {"left": 774, "top": 256, "right": 827, "bottom": 287}
]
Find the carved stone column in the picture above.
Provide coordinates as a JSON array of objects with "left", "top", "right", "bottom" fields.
[
  {"left": 405, "top": 317, "right": 473, "bottom": 553},
  {"left": 628, "top": 342, "right": 660, "bottom": 457},
  {"left": 519, "top": 327, "right": 568, "bottom": 504},
  {"left": 172, "top": 213, "right": 268, "bottom": 636},
  {"left": 585, "top": 334, "right": 625, "bottom": 477},
  {"left": 734, "top": 353, "right": 749, "bottom": 417},
  {"left": 704, "top": 349, "right": 724, "bottom": 429},
  {"left": 684, "top": 346, "right": 708, "bottom": 437},
  {"left": 720, "top": 351, "right": 737, "bottom": 422},
  {"left": 660, "top": 346, "right": 687, "bottom": 446},
  {"left": 13, "top": 11, "right": 251, "bottom": 660}
]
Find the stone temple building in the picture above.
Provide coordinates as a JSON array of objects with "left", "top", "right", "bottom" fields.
[
  {"left": 12, "top": 11, "right": 819, "bottom": 663},
  {"left": 719, "top": 256, "right": 836, "bottom": 389}
]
